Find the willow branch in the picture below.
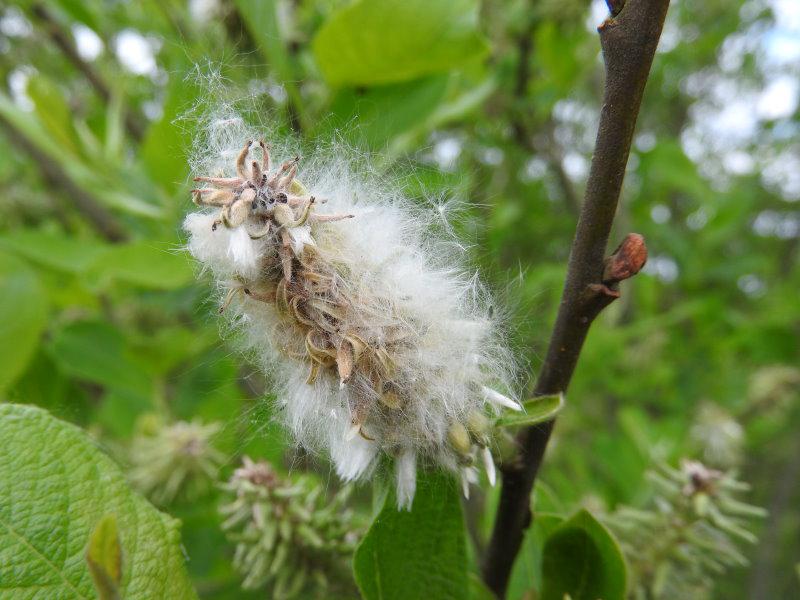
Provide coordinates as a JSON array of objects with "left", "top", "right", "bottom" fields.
[{"left": 482, "top": 0, "right": 669, "bottom": 595}]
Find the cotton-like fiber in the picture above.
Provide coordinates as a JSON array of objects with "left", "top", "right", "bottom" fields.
[{"left": 184, "top": 114, "right": 519, "bottom": 507}]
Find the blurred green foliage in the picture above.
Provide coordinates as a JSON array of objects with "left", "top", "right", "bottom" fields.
[{"left": 0, "top": 0, "right": 797, "bottom": 598}]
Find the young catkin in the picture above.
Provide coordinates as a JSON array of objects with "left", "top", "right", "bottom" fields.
[{"left": 184, "top": 117, "right": 519, "bottom": 508}]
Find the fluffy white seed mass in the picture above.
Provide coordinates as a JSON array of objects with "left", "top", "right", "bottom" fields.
[{"left": 184, "top": 115, "right": 519, "bottom": 508}]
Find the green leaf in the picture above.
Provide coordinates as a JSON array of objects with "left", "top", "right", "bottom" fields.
[
  {"left": 496, "top": 393, "right": 564, "bottom": 427},
  {"left": 540, "top": 509, "right": 627, "bottom": 600},
  {"left": 507, "top": 513, "right": 564, "bottom": 600},
  {"left": 425, "top": 75, "right": 498, "bottom": 129},
  {"left": 141, "top": 70, "right": 201, "bottom": 195},
  {"left": 85, "top": 242, "right": 194, "bottom": 290},
  {"left": 86, "top": 515, "right": 122, "bottom": 600},
  {"left": 324, "top": 76, "right": 450, "bottom": 150},
  {"left": 0, "top": 253, "right": 48, "bottom": 393},
  {"left": 48, "top": 320, "right": 152, "bottom": 399},
  {"left": 312, "top": 0, "right": 489, "bottom": 86},
  {"left": 95, "top": 390, "right": 153, "bottom": 438},
  {"left": 26, "top": 76, "right": 82, "bottom": 157},
  {"left": 6, "top": 351, "right": 88, "bottom": 420},
  {"left": 0, "top": 404, "right": 198, "bottom": 599},
  {"left": 468, "top": 572, "right": 495, "bottom": 600},
  {"left": 0, "top": 231, "right": 109, "bottom": 274},
  {"left": 354, "top": 470, "right": 468, "bottom": 600},
  {"left": 0, "top": 236, "right": 193, "bottom": 291},
  {"left": 0, "top": 92, "right": 162, "bottom": 220}
]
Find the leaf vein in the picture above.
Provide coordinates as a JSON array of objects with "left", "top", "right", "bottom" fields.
[{"left": 0, "top": 514, "right": 89, "bottom": 600}]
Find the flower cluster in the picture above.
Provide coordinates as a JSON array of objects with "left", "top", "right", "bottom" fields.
[
  {"left": 220, "top": 457, "right": 357, "bottom": 598},
  {"left": 128, "top": 416, "right": 225, "bottom": 505},
  {"left": 690, "top": 403, "right": 744, "bottom": 468},
  {"left": 604, "top": 459, "right": 765, "bottom": 599},
  {"left": 184, "top": 118, "right": 518, "bottom": 507}
]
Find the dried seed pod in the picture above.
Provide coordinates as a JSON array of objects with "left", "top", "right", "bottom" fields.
[{"left": 379, "top": 389, "right": 403, "bottom": 410}]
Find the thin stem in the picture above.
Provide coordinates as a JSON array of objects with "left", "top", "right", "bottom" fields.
[
  {"left": 482, "top": 1, "right": 670, "bottom": 595},
  {"left": 509, "top": 10, "right": 580, "bottom": 217}
]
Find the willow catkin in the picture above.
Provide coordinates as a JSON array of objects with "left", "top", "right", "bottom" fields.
[{"left": 184, "top": 117, "right": 519, "bottom": 508}]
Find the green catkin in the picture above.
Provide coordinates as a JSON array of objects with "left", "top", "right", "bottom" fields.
[
  {"left": 128, "top": 416, "right": 225, "bottom": 506},
  {"left": 604, "top": 459, "right": 766, "bottom": 600},
  {"left": 219, "top": 457, "right": 359, "bottom": 599}
]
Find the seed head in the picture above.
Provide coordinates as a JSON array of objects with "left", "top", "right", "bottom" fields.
[
  {"left": 185, "top": 122, "right": 519, "bottom": 507},
  {"left": 220, "top": 457, "right": 357, "bottom": 597}
]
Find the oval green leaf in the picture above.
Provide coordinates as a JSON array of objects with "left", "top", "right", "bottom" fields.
[
  {"left": 354, "top": 470, "right": 468, "bottom": 599},
  {"left": 0, "top": 404, "right": 198, "bottom": 599},
  {"left": 0, "top": 253, "right": 48, "bottom": 393},
  {"left": 85, "top": 242, "right": 194, "bottom": 290},
  {"left": 312, "top": 0, "right": 489, "bottom": 86},
  {"left": 496, "top": 393, "right": 564, "bottom": 428},
  {"left": 507, "top": 513, "right": 565, "bottom": 600},
  {"left": 540, "top": 509, "right": 627, "bottom": 600},
  {"left": 48, "top": 320, "right": 153, "bottom": 399},
  {"left": 0, "top": 231, "right": 109, "bottom": 274}
]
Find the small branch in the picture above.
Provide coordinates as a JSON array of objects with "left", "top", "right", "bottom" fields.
[
  {"left": 482, "top": 0, "right": 669, "bottom": 596},
  {"left": 509, "top": 12, "right": 581, "bottom": 217},
  {"left": 0, "top": 114, "right": 128, "bottom": 242},
  {"left": 29, "top": 4, "right": 146, "bottom": 142},
  {"left": 513, "top": 7, "right": 537, "bottom": 99}
]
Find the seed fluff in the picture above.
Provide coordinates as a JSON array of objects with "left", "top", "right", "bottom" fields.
[{"left": 184, "top": 116, "right": 519, "bottom": 509}]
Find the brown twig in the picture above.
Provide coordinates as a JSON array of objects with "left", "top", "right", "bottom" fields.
[
  {"left": 482, "top": 0, "right": 669, "bottom": 596},
  {"left": 513, "top": 6, "right": 537, "bottom": 99},
  {"left": 29, "top": 3, "right": 146, "bottom": 142},
  {"left": 509, "top": 11, "right": 581, "bottom": 217},
  {"left": 0, "top": 113, "right": 128, "bottom": 242}
]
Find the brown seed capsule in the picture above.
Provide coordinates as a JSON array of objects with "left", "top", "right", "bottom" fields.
[
  {"left": 379, "top": 390, "right": 403, "bottom": 410},
  {"left": 336, "top": 340, "right": 355, "bottom": 387},
  {"left": 305, "top": 331, "right": 336, "bottom": 366}
]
